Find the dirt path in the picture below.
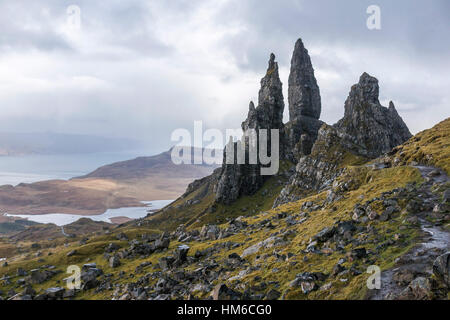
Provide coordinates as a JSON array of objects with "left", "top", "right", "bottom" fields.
[
  {"left": 61, "top": 226, "right": 69, "bottom": 237},
  {"left": 369, "top": 165, "right": 450, "bottom": 300}
]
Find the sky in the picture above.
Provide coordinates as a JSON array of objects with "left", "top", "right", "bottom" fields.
[{"left": 0, "top": 0, "right": 449, "bottom": 154}]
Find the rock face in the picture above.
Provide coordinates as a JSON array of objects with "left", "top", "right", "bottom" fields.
[
  {"left": 288, "top": 38, "right": 321, "bottom": 120},
  {"left": 285, "top": 38, "right": 323, "bottom": 160},
  {"left": 215, "top": 39, "right": 325, "bottom": 204},
  {"left": 274, "top": 72, "right": 412, "bottom": 207},
  {"left": 200, "top": 40, "right": 411, "bottom": 208},
  {"left": 274, "top": 124, "right": 354, "bottom": 206},
  {"left": 335, "top": 72, "right": 412, "bottom": 158},
  {"left": 215, "top": 53, "right": 285, "bottom": 204}
]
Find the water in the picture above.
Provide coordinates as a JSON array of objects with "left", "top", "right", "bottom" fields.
[
  {"left": 6, "top": 200, "right": 173, "bottom": 226},
  {"left": 0, "top": 150, "right": 154, "bottom": 186},
  {"left": 0, "top": 151, "right": 173, "bottom": 225}
]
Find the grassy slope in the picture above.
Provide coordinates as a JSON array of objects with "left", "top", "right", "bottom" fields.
[
  {"left": 0, "top": 164, "right": 424, "bottom": 300},
  {"left": 144, "top": 160, "right": 293, "bottom": 231},
  {"left": 0, "top": 119, "right": 448, "bottom": 300},
  {"left": 387, "top": 117, "right": 450, "bottom": 175}
]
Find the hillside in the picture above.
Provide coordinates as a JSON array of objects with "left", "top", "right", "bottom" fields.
[
  {"left": 0, "top": 148, "right": 218, "bottom": 216},
  {"left": 0, "top": 39, "right": 448, "bottom": 301},
  {"left": 0, "top": 119, "right": 448, "bottom": 301}
]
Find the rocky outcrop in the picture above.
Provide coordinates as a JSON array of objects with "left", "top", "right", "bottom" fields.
[
  {"left": 335, "top": 72, "right": 411, "bottom": 158},
  {"left": 188, "top": 40, "right": 411, "bottom": 210},
  {"left": 288, "top": 38, "right": 321, "bottom": 120},
  {"left": 274, "top": 124, "right": 360, "bottom": 206},
  {"left": 275, "top": 72, "right": 412, "bottom": 207},
  {"left": 285, "top": 38, "right": 323, "bottom": 159},
  {"left": 215, "top": 54, "right": 285, "bottom": 204}
]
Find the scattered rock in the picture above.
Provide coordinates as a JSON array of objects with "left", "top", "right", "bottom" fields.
[
  {"left": 109, "top": 256, "right": 121, "bottom": 268},
  {"left": 432, "top": 252, "right": 449, "bottom": 288}
]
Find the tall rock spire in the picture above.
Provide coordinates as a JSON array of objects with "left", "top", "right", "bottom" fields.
[
  {"left": 242, "top": 53, "right": 285, "bottom": 132},
  {"left": 284, "top": 38, "right": 323, "bottom": 159},
  {"left": 215, "top": 54, "right": 285, "bottom": 205},
  {"left": 288, "top": 38, "right": 321, "bottom": 120}
]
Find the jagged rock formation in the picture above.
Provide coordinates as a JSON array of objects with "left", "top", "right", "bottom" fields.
[
  {"left": 274, "top": 124, "right": 356, "bottom": 206},
  {"left": 335, "top": 72, "right": 412, "bottom": 158},
  {"left": 274, "top": 72, "right": 412, "bottom": 207},
  {"left": 215, "top": 54, "right": 285, "bottom": 204},
  {"left": 189, "top": 40, "right": 411, "bottom": 209},
  {"left": 215, "top": 39, "right": 325, "bottom": 204},
  {"left": 285, "top": 38, "right": 323, "bottom": 160},
  {"left": 288, "top": 38, "right": 321, "bottom": 120}
]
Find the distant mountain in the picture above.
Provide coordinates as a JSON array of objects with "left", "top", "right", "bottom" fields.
[
  {"left": 0, "top": 132, "right": 142, "bottom": 156},
  {"left": 0, "top": 147, "right": 220, "bottom": 216},
  {"left": 78, "top": 147, "right": 220, "bottom": 180}
]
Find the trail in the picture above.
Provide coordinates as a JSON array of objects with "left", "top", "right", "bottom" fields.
[
  {"left": 369, "top": 165, "right": 450, "bottom": 300},
  {"left": 61, "top": 226, "right": 69, "bottom": 237}
]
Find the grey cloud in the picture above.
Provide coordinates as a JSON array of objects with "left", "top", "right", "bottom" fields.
[{"left": 0, "top": 0, "right": 448, "bottom": 155}]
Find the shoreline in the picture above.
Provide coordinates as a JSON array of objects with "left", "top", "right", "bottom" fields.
[{"left": 3, "top": 200, "right": 173, "bottom": 226}]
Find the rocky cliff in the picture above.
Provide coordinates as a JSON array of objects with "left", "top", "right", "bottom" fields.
[
  {"left": 215, "top": 39, "right": 411, "bottom": 207},
  {"left": 274, "top": 72, "right": 412, "bottom": 206},
  {"left": 285, "top": 39, "right": 323, "bottom": 160},
  {"left": 335, "top": 72, "right": 412, "bottom": 158},
  {"left": 215, "top": 39, "right": 325, "bottom": 204},
  {"left": 214, "top": 53, "right": 286, "bottom": 204}
]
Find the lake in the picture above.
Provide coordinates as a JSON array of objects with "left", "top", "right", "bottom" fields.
[
  {"left": 0, "top": 151, "right": 173, "bottom": 226},
  {"left": 5, "top": 200, "right": 173, "bottom": 226}
]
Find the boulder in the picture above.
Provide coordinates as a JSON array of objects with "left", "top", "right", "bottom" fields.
[
  {"left": 211, "top": 284, "right": 241, "bottom": 300},
  {"left": 433, "top": 252, "right": 450, "bottom": 288},
  {"left": 109, "top": 256, "right": 121, "bottom": 268},
  {"left": 45, "top": 287, "right": 65, "bottom": 300},
  {"left": 398, "top": 277, "right": 432, "bottom": 300}
]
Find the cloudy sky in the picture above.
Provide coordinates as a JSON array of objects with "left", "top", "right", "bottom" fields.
[{"left": 0, "top": 0, "right": 448, "bottom": 154}]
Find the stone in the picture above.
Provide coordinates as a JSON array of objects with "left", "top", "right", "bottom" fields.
[
  {"left": 350, "top": 248, "right": 367, "bottom": 260},
  {"left": 288, "top": 38, "right": 321, "bottom": 120},
  {"left": 22, "top": 285, "right": 36, "bottom": 297},
  {"left": 211, "top": 284, "right": 241, "bottom": 300},
  {"left": 241, "top": 237, "right": 280, "bottom": 258},
  {"left": 335, "top": 73, "right": 411, "bottom": 158},
  {"left": 368, "top": 209, "right": 378, "bottom": 220},
  {"left": 264, "top": 289, "right": 281, "bottom": 300},
  {"left": 153, "top": 238, "right": 170, "bottom": 251},
  {"left": 29, "top": 269, "right": 55, "bottom": 284},
  {"left": 105, "top": 243, "right": 120, "bottom": 253},
  {"left": 215, "top": 52, "right": 285, "bottom": 205},
  {"left": 301, "top": 281, "right": 317, "bottom": 294},
  {"left": 116, "top": 233, "right": 128, "bottom": 241},
  {"left": 45, "top": 287, "right": 65, "bottom": 300},
  {"left": 443, "top": 189, "right": 450, "bottom": 204},
  {"left": 159, "top": 256, "right": 175, "bottom": 270},
  {"left": 82, "top": 263, "right": 97, "bottom": 271},
  {"left": 398, "top": 277, "right": 432, "bottom": 300},
  {"left": 109, "top": 256, "right": 121, "bottom": 268},
  {"left": 331, "top": 264, "right": 346, "bottom": 277},
  {"left": 336, "top": 221, "right": 356, "bottom": 235},
  {"left": 312, "top": 227, "right": 336, "bottom": 242},
  {"left": 63, "top": 289, "right": 76, "bottom": 299},
  {"left": 432, "top": 252, "right": 450, "bottom": 288},
  {"left": 17, "top": 268, "right": 27, "bottom": 277},
  {"left": 393, "top": 269, "right": 416, "bottom": 286},
  {"left": 66, "top": 250, "right": 77, "bottom": 257},
  {"left": 174, "top": 245, "right": 190, "bottom": 263}
]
